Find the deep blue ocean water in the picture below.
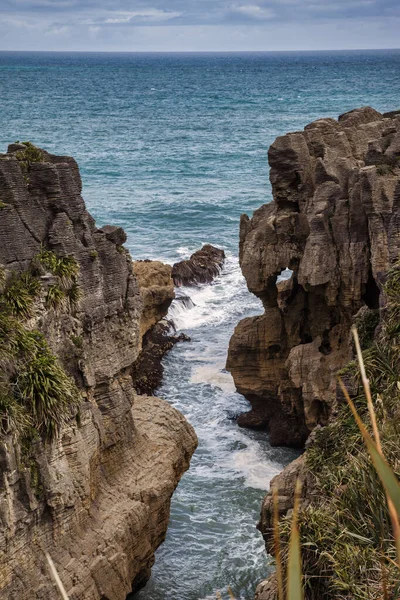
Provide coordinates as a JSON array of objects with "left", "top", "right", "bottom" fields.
[{"left": 1, "top": 50, "right": 399, "bottom": 600}]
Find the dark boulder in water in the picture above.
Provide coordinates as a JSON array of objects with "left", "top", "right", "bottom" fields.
[
  {"left": 131, "top": 321, "right": 190, "bottom": 395},
  {"left": 172, "top": 244, "right": 225, "bottom": 286}
]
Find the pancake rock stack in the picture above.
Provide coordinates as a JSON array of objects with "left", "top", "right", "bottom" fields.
[
  {"left": 227, "top": 107, "right": 400, "bottom": 447},
  {"left": 0, "top": 144, "right": 197, "bottom": 599}
]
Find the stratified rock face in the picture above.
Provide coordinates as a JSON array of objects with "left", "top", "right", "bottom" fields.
[
  {"left": 133, "top": 260, "right": 175, "bottom": 338},
  {"left": 227, "top": 107, "right": 400, "bottom": 447},
  {"left": 0, "top": 145, "right": 197, "bottom": 599},
  {"left": 172, "top": 244, "right": 225, "bottom": 286}
]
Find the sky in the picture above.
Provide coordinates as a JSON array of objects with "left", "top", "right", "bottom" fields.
[{"left": 0, "top": 0, "right": 399, "bottom": 52}]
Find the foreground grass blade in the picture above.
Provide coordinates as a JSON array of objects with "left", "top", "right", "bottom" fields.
[
  {"left": 227, "top": 586, "right": 236, "bottom": 599},
  {"left": 339, "top": 378, "right": 400, "bottom": 566},
  {"left": 45, "top": 553, "right": 69, "bottom": 600},
  {"left": 273, "top": 487, "right": 284, "bottom": 600},
  {"left": 287, "top": 480, "right": 303, "bottom": 600},
  {"left": 352, "top": 327, "right": 383, "bottom": 451}
]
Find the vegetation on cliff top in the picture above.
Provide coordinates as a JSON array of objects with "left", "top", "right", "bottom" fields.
[
  {"left": 15, "top": 141, "right": 44, "bottom": 167},
  {"left": 277, "top": 263, "right": 400, "bottom": 599}
]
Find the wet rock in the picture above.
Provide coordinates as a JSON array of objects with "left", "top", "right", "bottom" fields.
[
  {"left": 254, "top": 455, "right": 311, "bottom": 600},
  {"left": 257, "top": 455, "right": 309, "bottom": 550},
  {"left": 131, "top": 320, "right": 190, "bottom": 396},
  {"left": 172, "top": 244, "right": 225, "bottom": 286}
]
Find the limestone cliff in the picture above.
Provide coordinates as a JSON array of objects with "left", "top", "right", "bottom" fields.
[
  {"left": 0, "top": 143, "right": 197, "bottom": 599},
  {"left": 227, "top": 107, "right": 400, "bottom": 447}
]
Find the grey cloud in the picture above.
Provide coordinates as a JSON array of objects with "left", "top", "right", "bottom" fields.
[
  {"left": 1, "top": 0, "right": 398, "bottom": 25},
  {"left": 0, "top": 0, "right": 398, "bottom": 50}
]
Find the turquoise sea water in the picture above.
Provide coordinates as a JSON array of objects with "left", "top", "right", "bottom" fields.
[{"left": 1, "top": 50, "right": 400, "bottom": 600}]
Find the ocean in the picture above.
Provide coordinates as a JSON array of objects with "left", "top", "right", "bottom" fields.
[{"left": 1, "top": 50, "right": 399, "bottom": 600}]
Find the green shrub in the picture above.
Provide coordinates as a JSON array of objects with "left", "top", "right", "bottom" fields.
[
  {"left": 0, "top": 265, "right": 5, "bottom": 290},
  {"left": 66, "top": 281, "right": 82, "bottom": 309},
  {"left": 0, "top": 389, "right": 32, "bottom": 437},
  {"left": 0, "top": 257, "right": 82, "bottom": 443},
  {"left": 15, "top": 333, "right": 80, "bottom": 440},
  {"left": 36, "top": 247, "right": 79, "bottom": 284},
  {"left": 354, "top": 307, "right": 380, "bottom": 350},
  {"left": 0, "top": 317, "right": 80, "bottom": 441},
  {"left": 70, "top": 335, "right": 83, "bottom": 349},
  {"left": 15, "top": 142, "right": 43, "bottom": 168},
  {"left": 376, "top": 163, "right": 395, "bottom": 176},
  {"left": 35, "top": 247, "right": 81, "bottom": 310}
]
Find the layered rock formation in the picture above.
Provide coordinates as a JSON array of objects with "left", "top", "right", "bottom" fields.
[
  {"left": 0, "top": 144, "right": 197, "bottom": 599},
  {"left": 172, "top": 244, "right": 225, "bottom": 286},
  {"left": 133, "top": 260, "right": 175, "bottom": 338},
  {"left": 131, "top": 260, "right": 190, "bottom": 395},
  {"left": 227, "top": 107, "right": 400, "bottom": 447}
]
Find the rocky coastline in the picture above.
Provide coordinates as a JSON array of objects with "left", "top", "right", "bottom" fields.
[
  {"left": 131, "top": 245, "right": 225, "bottom": 396},
  {"left": 225, "top": 107, "right": 400, "bottom": 598},
  {"left": 0, "top": 143, "right": 198, "bottom": 599},
  {"left": 1, "top": 104, "right": 399, "bottom": 600}
]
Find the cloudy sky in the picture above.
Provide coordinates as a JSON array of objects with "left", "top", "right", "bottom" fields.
[{"left": 0, "top": 0, "right": 399, "bottom": 51}]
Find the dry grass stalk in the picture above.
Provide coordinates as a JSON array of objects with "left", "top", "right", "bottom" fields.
[
  {"left": 339, "top": 332, "right": 400, "bottom": 570},
  {"left": 287, "top": 480, "right": 303, "bottom": 600},
  {"left": 45, "top": 552, "right": 69, "bottom": 600},
  {"left": 352, "top": 327, "right": 382, "bottom": 451},
  {"left": 272, "top": 487, "right": 284, "bottom": 600},
  {"left": 352, "top": 327, "right": 400, "bottom": 563}
]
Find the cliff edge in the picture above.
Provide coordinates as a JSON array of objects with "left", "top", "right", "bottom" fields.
[{"left": 0, "top": 143, "right": 197, "bottom": 599}]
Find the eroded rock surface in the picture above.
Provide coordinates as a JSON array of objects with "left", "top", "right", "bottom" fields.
[
  {"left": 0, "top": 145, "right": 197, "bottom": 599},
  {"left": 133, "top": 260, "right": 175, "bottom": 338},
  {"left": 227, "top": 107, "right": 400, "bottom": 447},
  {"left": 172, "top": 244, "right": 225, "bottom": 286}
]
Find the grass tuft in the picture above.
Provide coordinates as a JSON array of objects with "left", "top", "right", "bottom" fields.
[
  {"left": 45, "top": 284, "right": 66, "bottom": 311},
  {"left": 2, "top": 271, "right": 41, "bottom": 318}
]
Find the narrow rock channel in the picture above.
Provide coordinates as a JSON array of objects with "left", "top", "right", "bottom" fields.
[{"left": 134, "top": 253, "right": 298, "bottom": 600}]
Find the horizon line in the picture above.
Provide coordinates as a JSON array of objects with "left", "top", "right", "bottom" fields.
[{"left": 0, "top": 48, "right": 400, "bottom": 54}]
